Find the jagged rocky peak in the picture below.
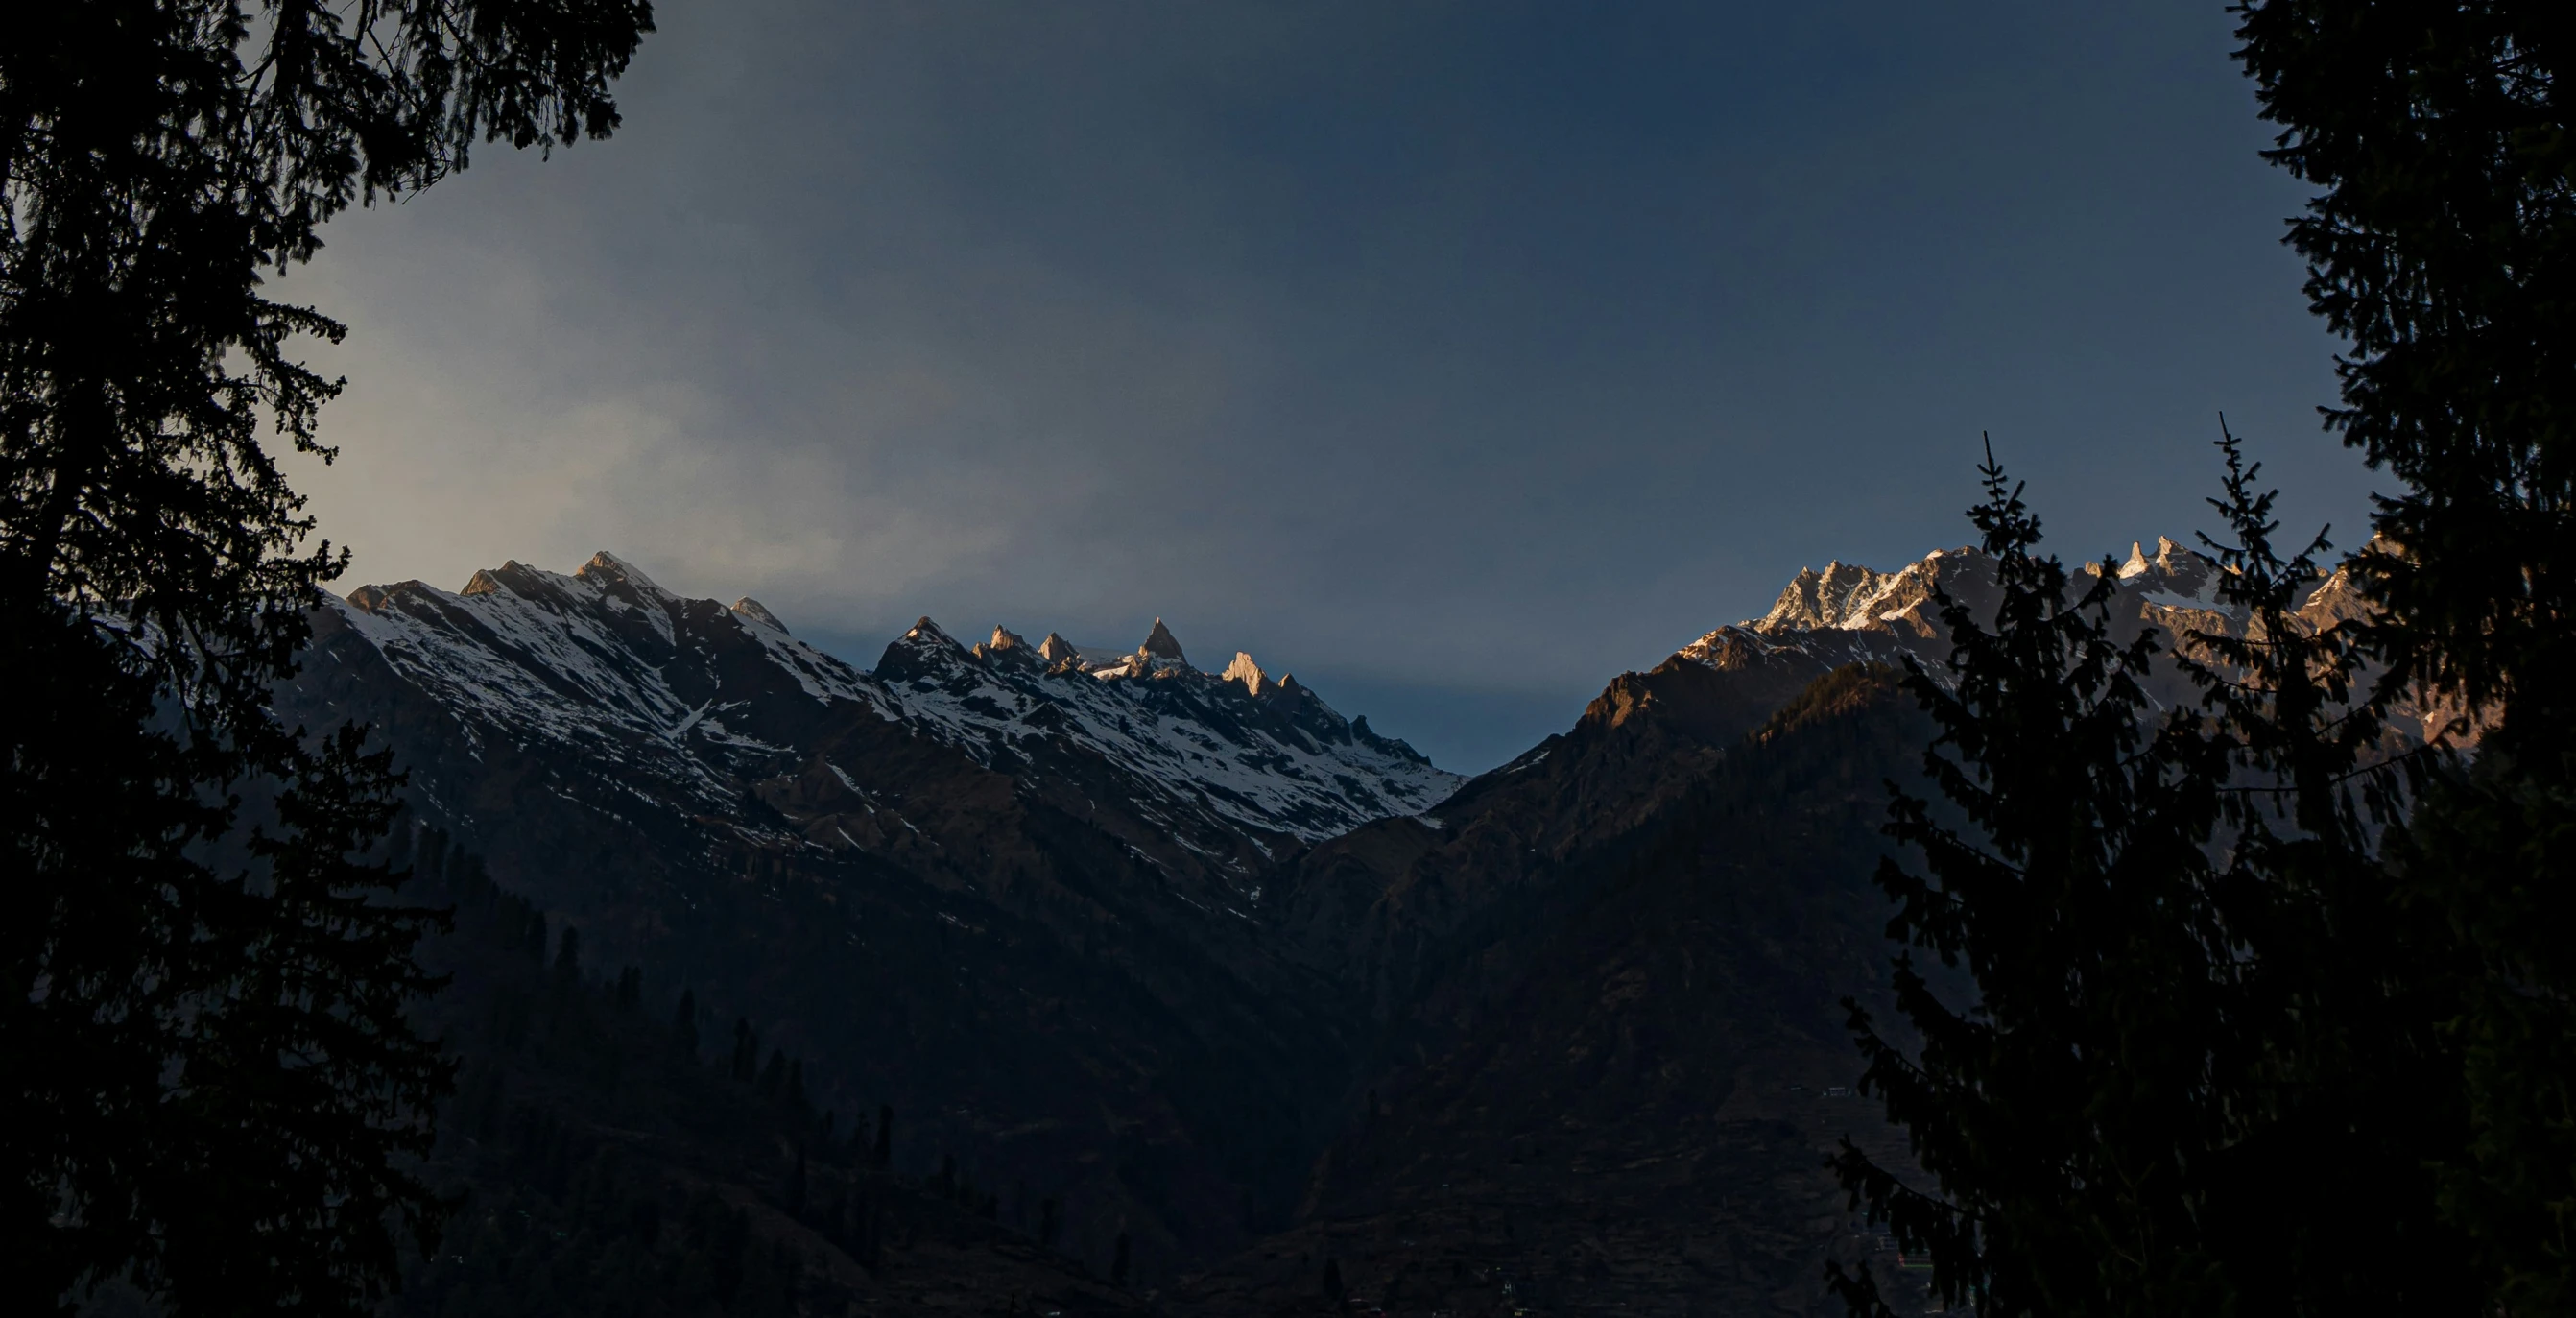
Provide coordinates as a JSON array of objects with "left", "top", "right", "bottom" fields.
[
  {"left": 446, "top": 550, "right": 677, "bottom": 611},
  {"left": 580, "top": 549, "right": 659, "bottom": 587},
  {"left": 730, "top": 597, "right": 788, "bottom": 633},
  {"left": 1221, "top": 651, "right": 1269, "bottom": 696},
  {"left": 1677, "top": 535, "right": 2267, "bottom": 686},
  {"left": 575, "top": 550, "right": 677, "bottom": 608},
  {"left": 459, "top": 563, "right": 518, "bottom": 597},
  {"left": 1140, "top": 618, "right": 1187, "bottom": 665},
  {"left": 1038, "top": 632, "right": 1078, "bottom": 664},
  {"left": 973, "top": 626, "right": 1038, "bottom": 663},
  {"left": 2115, "top": 536, "right": 2224, "bottom": 602},
  {"left": 1746, "top": 548, "right": 1979, "bottom": 642},
  {"left": 1755, "top": 561, "right": 1901, "bottom": 633}
]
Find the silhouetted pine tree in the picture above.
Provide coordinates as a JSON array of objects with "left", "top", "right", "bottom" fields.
[
  {"left": 2238, "top": 6, "right": 2576, "bottom": 1306},
  {"left": 1833, "top": 437, "right": 2481, "bottom": 1315},
  {"left": 1832, "top": 445, "right": 2237, "bottom": 1316}
]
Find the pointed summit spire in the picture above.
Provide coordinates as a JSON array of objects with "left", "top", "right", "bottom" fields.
[
  {"left": 1140, "top": 618, "right": 1186, "bottom": 665},
  {"left": 1038, "top": 632, "right": 1078, "bottom": 664},
  {"left": 975, "top": 626, "right": 1035, "bottom": 663},
  {"left": 1221, "top": 652, "right": 1268, "bottom": 696}
]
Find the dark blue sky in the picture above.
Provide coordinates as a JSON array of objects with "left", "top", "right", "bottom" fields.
[{"left": 293, "top": 1, "right": 2373, "bottom": 772}]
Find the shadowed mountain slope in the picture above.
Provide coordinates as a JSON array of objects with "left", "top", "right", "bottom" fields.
[{"left": 1172, "top": 667, "right": 1937, "bottom": 1318}]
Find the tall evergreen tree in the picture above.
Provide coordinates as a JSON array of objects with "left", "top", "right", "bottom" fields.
[
  {"left": 1, "top": 4, "right": 651, "bottom": 1312},
  {"left": 1830, "top": 448, "right": 2238, "bottom": 1317},
  {"left": 1834, "top": 434, "right": 2486, "bottom": 1316},
  {"left": 2176, "top": 433, "right": 2474, "bottom": 1312},
  {"left": 2237, "top": 3, "right": 2576, "bottom": 1306}
]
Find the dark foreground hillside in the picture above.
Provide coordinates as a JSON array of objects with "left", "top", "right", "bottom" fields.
[
  {"left": 385, "top": 831, "right": 1151, "bottom": 1318},
  {"left": 1171, "top": 666, "right": 1939, "bottom": 1318}
]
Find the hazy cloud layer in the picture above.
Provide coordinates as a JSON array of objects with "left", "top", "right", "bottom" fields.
[{"left": 284, "top": 0, "right": 2373, "bottom": 771}]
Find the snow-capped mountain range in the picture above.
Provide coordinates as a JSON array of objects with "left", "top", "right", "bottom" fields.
[
  {"left": 1661, "top": 535, "right": 2380, "bottom": 707},
  {"left": 1678, "top": 536, "right": 2244, "bottom": 675},
  {"left": 323, "top": 551, "right": 1459, "bottom": 853}
]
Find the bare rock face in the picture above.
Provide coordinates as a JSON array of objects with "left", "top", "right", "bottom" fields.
[
  {"left": 1221, "top": 651, "right": 1268, "bottom": 696},
  {"left": 1141, "top": 617, "right": 1187, "bottom": 664},
  {"left": 1038, "top": 632, "right": 1078, "bottom": 664},
  {"left": 972, "top": 626, "right": 1031, "bottom": 662}
]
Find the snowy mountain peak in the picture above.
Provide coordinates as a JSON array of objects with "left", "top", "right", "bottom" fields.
[
  {"left": 1755, "top": 560, "right": 1905, "bottom": 633},
  {"left": 2111, "top": 536, "right": 2225, "bottom": 612},
  {"left": 1141, "top": 618, "right": 1187, "bottom": 664},
  {"left": 459, "top": 563, "right": 514, "bottom": 596},
  {"left": 1673, "top": 536, "right": 2248, "bottom": 703},
  {"left": 1038, "top": 632, "right": 1078, "bottom": 664},
  {"left": 1743, "top": 549, "right": 1982, "bottom": 645},
  {"left": 577, "top": 550, "right": 671, "bottom": 599},
  {"left": 874, "top": 617, "right": 973, "bottom": 683},
  {"left": 731, "top": 597, "right": 788, "bottom": 633}
]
